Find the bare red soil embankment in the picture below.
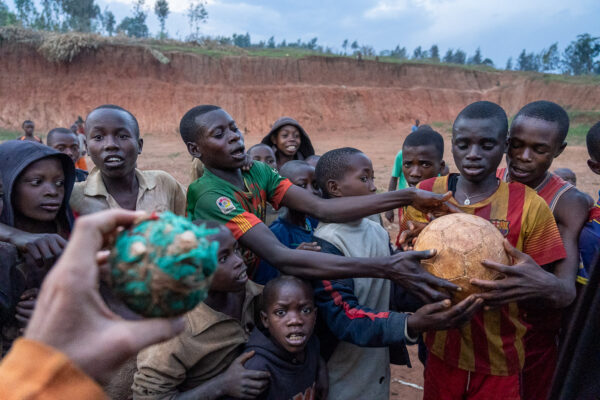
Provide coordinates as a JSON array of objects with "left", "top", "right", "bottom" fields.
[{"left": 1, "top": 42, "right": 600, "bottom": 135}]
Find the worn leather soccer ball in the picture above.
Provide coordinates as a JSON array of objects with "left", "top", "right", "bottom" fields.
[{"left": 413, "top": 213, "right": 510, "bottom": 302}]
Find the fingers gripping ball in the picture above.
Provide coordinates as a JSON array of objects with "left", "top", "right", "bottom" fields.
[
  {"left": 413, "top": 213, "right": 510, "bottom": 302},
  {"left": 109, "top": 212, "right": 220, "bottom": 317}
]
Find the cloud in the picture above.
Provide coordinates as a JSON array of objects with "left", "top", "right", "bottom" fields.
[
  {"left": 364, "top": 0, "right": 410, "bottom": 19},
  {"left": 107, "top": 0, "right": 217, "bottom": 13}
]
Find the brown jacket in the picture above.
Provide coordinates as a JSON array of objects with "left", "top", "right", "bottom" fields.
[{"left": 132, "top": 281, "right": 262, "bottom": 399}]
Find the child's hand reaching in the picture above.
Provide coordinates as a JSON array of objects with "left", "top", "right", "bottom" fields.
[
  {"left": 411, "top": 190, "right": 462, "bottom": 217},
  {"left": 15, "top": 288, "right": 39, "bottom": 332},
  {"left": 405, "top": 295, "right": 483, "bottom": 337},
  {"left": 241, "top": 155, "right": 254, "bottom": 172},
  {"left": 12, "top": 232, "right": 66, "bottom": 269},
  {"left": 397, "top": 221, "right": 427, "bottom": 251},
  {"left": 220, "top": 351, "right": 270, "bottom": 399},
  {"left": 296, "top": 242, "right": 321, "bottom": 252}
]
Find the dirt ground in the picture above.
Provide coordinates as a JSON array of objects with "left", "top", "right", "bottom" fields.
[{"left": 129, "top": 125, "right": 597, "bottom": 400}]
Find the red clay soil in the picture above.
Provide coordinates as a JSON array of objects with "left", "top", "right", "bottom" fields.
[
  {"left": 3, "top": 41, "right": 600, "bottom": 400},
  {"left": 1, "top": 41, "right": 600, "bottom": 136}
]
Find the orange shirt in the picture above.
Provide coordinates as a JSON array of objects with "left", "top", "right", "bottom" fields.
[
  {"left": 75, "top": 157, "right": 88, "bottom": 171},
  {"left": 0, "top": 338, "right": 107, "bottom": 399},
  {"left": 402, "top": 175, "right": 566, "bottom": 375}
]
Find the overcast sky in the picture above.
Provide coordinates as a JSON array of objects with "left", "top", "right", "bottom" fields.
[{"left": 10, "top": 0, "right": 600, "bottom": 67}]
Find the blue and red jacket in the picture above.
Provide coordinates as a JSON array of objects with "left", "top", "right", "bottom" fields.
[{"left": 311, "top": 237, "right": 420, "bottom": 365}]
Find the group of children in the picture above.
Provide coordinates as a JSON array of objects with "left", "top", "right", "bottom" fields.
[{"left": 0, "top": 99, "right": 598, "bottom": 400}]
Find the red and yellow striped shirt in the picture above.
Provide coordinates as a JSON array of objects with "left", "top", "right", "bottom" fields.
[{"left": 402, "top": 175, "right": 566, "bottom": 375}]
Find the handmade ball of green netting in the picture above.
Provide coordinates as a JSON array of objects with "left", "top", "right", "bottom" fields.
[{"left": 109, "top": 212, "right": 220, "bottom": 318}]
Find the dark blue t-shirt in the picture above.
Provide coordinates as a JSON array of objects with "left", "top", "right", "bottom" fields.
[{"left": 253, "top": 216, "right": 316, "bottom": 285}]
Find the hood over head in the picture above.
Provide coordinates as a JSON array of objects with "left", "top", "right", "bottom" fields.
[
  {"left": 0, "top": 140, "right": 75, "bottom": 230},
  {"left": 261, "top": 117, "right": 315, "bottom": 159}
]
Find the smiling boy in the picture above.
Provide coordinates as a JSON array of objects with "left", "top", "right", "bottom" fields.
[
  {"left": 181, "top": 105, "right": 460, "bottom": 302},
  {"left": 69, "top": 105, "right": 186, "bottom": 216}
]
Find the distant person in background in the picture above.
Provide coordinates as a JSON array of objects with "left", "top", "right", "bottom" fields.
[
  {"left": 18, "top": 120, "right": 42, "bottom": 144},
  {"left": 46, "top": 128, "right": 88, "bottom": 182},
  {"left": 261, "top": 117, "right": 315, "bottom": 170},
  {"left": 72, "top": 117, "right": 88, "bottom": 171},
  {"left": 247, "top": 143, "right": 277, "bottom": 170},
  {"left": 554, "top": 167, "right": 594, "bottom": 208},
  {"left": 553, "top": 167, "right": 576, "bottom": 186},
  {"left": 411, "top": 119, "right": 420, "bottom": 132},
  {"left": 247, "top": 144, "right": 279, "bottom": 226},
  {"left": 305, "top": 154, "right": 321, "bottom": 168}
]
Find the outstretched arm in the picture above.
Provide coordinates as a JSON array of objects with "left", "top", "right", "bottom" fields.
[
  {"left": 280, "top": 185, "right": 458, "bottom": 223},
  {"left": 313, "top": 278, "right": 411, "bottom": 347},
  {"left": 239, "top": 223, "right": 459, "bottom": 302}
]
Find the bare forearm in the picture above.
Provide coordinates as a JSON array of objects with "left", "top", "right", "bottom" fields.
[
  {"left": 0, "top": 223, "right": 22, "bottom": 245},
  {"left": 546, "top": 255, "right": 578, "bottom": 308},
  {"left": 310, "top": 188, "right": 416, "bottom": 222},
  {"left": 260, "top": 246, "right": 390, "bottom": 280}
]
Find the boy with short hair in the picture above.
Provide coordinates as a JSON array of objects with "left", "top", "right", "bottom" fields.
[
  {"left": 390, "top": 128, "right": 446, "bottom": 246},
  {"left": 313, "top": 147, "right": 482, "bottom": 399},
  {"left": 247, "top": 144, "right": 279, "bottom": 226},
  {"left": 247, "top": 144, "right": 277, "bottom": 170},
  {"left": 181, "top": 105, "right": 458, "bottom": 301},
  {"left": 133, "top": 223, "right": 270, "bottom": 400},
  {"left": 402, "top": 101, "right": 567, "bottom": 399},
  {"left": 494, "top": 100, "right": 590, "bottom": 399},
  {"left": 233, "top": 275, "right": 325, "bottom": 400},
  {"left": 46, "top": 128, "right": 88, "bottom": 182},
  {"left": 254, "top": 160, "right": 321, "bottom": 284},
  {"left": 69, "top": 104, "right": 186, "bottom": 216},
  {"left": 579, "top": 121, "right": 600, "bottom": 285},
  {"left": 305, "top": 154, "right": 320, "bottom": 168},
  {"left": 18, "top": 120, "right": 42, "bottom": 143}
]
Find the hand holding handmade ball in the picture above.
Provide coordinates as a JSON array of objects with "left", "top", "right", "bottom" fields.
[
  {"left": 413, "top": 213, "right": 510, "bottom": 302},
  {"left": 109, "top": 212, "right": 220, "bottom": 318}
]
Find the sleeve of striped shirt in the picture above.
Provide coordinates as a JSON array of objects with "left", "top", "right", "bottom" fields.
[{"left": 522, "top": 196, "right": 567, "bottom": 267}]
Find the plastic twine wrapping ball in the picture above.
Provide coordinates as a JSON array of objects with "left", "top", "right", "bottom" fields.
[{"left": 109, "top": 212, "right": 220, "bottom": 317}]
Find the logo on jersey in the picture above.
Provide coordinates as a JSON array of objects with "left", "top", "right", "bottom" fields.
[
  {"left": 490, "top": 219, "right": 510, "bottom": 237},
  {"left": 216, "top": 197, "right": 236, "bottom": 215}
]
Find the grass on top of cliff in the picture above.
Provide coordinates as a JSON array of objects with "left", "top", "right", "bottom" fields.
[{"left": 2, "top": 26, "right": 600, "bottom": 84}]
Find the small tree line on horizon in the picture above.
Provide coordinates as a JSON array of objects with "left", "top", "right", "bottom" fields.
[{"left": 0, "top": 0, "right": 598, "bottom": 76}]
